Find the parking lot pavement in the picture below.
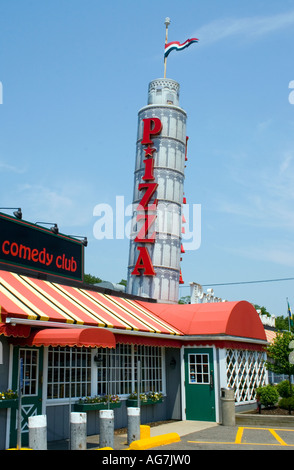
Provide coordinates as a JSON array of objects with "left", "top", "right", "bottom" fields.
[
  {"left": 47, "top": 421, "right": 294, "bottom": 451},
  {"left": 150, "top": 425, "right": 294, "bottom": 451}
]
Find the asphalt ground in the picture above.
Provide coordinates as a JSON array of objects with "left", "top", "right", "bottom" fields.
[
  {"left": 11, "top": 421, "right": 294, "bottom": 467},
  {"left": 47, "top": 419, "right": 294, "bottom": 452},
  {"left": 150, "top": 425, "right": 294, "bottom": 451}
]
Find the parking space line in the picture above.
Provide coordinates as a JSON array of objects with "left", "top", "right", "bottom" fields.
[
  {"left": 188, "top": 440, "right": 288, "bottom": 447},
  {"left": 235, "top": 427, "right": 244, "bottom": 444},
  {"left": 187, "top": 426, "right": 294, "bottom": 448},
  {"left": 269, "top": 429, "right": 288, "bottom": 446}
]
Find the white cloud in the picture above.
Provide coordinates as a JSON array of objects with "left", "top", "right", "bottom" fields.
[
  {"left": 195, "top": 10, "right": 294, "bottom": 46},
  {"left": 215, "top": 150, "right": 294, "bottom": 230},
  {"left": 225, "top": 242, "right": 294, "bottom": 268},
  {"left": 0, "top": 160, "right": 26, "bottom": 174},
  {"left": 15, "top": 182, "right": 93, "bottom": 230},
  {"left": 279, "top": 152, "right": 293, "bottom": 175}
]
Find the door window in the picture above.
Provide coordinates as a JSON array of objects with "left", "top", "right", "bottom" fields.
[
  {"left": 20, "top": 349, "right": 39, "bottom": 396},
  {"left": 9, "top": 347, "right": 42, "bottom": 448},
  {"left": 188, "top": 353, "right": 209, "bottom": 384}
]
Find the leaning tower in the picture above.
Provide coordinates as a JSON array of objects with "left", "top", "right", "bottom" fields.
[{"left": 126, "top": 78, "right": 187, "bottom": 303}]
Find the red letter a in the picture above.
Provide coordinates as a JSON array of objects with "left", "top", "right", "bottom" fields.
[{"left": 131, "top": 246, "right": 155, "bottom": 276}]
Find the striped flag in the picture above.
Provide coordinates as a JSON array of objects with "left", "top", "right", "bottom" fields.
[
  {"left": 164, "top": 38, "right": 199, "bottom": 58},
  {"left": 287, "top": 299, "right": 293, "bottom": 327}
]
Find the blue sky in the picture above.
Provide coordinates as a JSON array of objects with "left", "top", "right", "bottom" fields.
[{"left": 1, "top": 0, "right": 294, "bottom": 317}]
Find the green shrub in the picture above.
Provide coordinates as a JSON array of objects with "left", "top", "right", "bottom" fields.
[
  {"left": 278, "top": 397, "right": 294, "bottom": 411},
  {"left": 256, "top": 385, "right": 279, "bottom": 407},
  {"left": 276, "top": 380, "right": 293, "bottom": 398}
]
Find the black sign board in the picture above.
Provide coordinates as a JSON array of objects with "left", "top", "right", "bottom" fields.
[{"left": 0, "top": 212, "right": 84, "bottom": 281}]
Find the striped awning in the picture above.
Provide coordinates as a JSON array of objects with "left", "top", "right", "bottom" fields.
[
  {"left": 0, "top": 271, "right": 182, "bottom": 337},
  {"left": 265, "top": 328, "right": 276, "bottom": 343}
]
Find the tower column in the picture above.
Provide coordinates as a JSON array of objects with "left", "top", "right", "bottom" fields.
[{"left": 127, "top": 78, "right": 187, "bottom": 303}]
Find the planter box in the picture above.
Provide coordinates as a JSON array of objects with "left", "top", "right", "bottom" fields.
[
  {"left": 74, "top": 401, "right": 121, "bottom": 412},
  {"left": 126, "top": 398, "right": 163, "bottom": 407},
  {"left": 0, "top": 399, "right": 18, "bottom": 409}
]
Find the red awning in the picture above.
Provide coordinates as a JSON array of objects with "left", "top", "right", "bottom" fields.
[
  {"left": 138, "top": 300, "right": 267, "bottom": 342},
  {"left": 13, "top": 327, "right": 116, "bottom": 348}
]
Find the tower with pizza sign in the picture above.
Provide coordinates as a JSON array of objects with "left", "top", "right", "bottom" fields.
[{"left": 126, "top": 77, "right": 187, "bottom": 303}]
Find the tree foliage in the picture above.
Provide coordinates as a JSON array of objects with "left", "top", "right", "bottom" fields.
[
  {"left": 84, "top": 273, "right": 102, "bottom": 284},
  {"left": 178, "top": 295, "right": 191, "bottom": 304},
  {"left": 275, "top": 315, "right": 293, "bottom": 332},
  {"left": 256, "top": 384, "right": 279, "bottom": 407},
  {"left": 254, "top": 304, "right": 271, "bottom": 317},
  {"left": 84, "top": 274, "right": 127, "bottom": 287},
  {"left": 265, "top": 331, "right": 294, "bottom": 382}
]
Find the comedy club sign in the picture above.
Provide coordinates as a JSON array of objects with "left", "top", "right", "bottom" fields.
[
  {"left": 131, "top": 117, "right": 162, "bottom": 277},
  {"left": 0, "top": 212, "right": 84, "bottom": 281}
]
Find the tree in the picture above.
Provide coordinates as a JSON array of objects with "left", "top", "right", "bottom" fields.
[
  {"left": 84, "top": 274, "right": 127, "bottom": 286},
  {"left": 275, "top": 315, "right": 291, "bottom": 332},
  {"left": 265, "top": 331, "right": 294, "bottom": 394},
  {"left": 84, "top": 273, "right": 102, "bottom": 284},
  {"left": 254, "top": 304, "right": 271, "bottom": 317},
  {"left": 178, "top": 295, "right": 191, "bottom": 304}
]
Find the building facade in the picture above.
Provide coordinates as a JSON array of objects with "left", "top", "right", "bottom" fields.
[{"left": 0, "top": 269, "right": 267, "bottom": 449}]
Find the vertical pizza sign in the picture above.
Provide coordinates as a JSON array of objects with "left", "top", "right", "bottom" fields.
[{"left": 131, "top": 117, "right": 162, "bottom": 277}]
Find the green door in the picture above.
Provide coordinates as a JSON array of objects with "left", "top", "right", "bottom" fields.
[
  {"left": 184, "top": 348, "right": 215, "bottom": 421},
  {"left": 9, "top": 347, "right": 43, "bottom": 448}
]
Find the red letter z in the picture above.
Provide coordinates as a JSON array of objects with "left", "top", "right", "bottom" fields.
[
  {"left": 134, "top": 213, "right": 157, "bottom": 243},
  {"left": 137, "top": 183, "right": 158, "bottom": 211}
]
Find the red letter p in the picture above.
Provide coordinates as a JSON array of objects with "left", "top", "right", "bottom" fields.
[{"left": 141, "top": 118, "right": 162, "bottom": 145}]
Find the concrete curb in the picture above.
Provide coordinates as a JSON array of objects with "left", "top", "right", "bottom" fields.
[
  {"left": 128, "top": 432, "right": 181, "bottom": 450},
  {"left": 236, "top": 413, "right": 294, "bottom": 427}
]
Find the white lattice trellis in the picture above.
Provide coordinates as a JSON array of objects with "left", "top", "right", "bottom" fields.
[{"left": 226, "top": 349, "right": 267, "bottom": 403}]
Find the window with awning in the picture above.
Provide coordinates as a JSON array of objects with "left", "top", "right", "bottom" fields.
[{"left": 46, "top": 344, "right": 165, "bottom": 400}]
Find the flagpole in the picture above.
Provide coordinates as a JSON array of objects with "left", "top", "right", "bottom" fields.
[{"left": 164, "top": 17, "right": 170, "bottom": 79}]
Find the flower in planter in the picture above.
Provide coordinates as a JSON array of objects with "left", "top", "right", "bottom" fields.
[
  {"left": 128, "top": 391, "right": 138, "bottom": 400},
  {"left": 128, "top": 391, "right": 163, "bottom": 403},
  {"left": 109, "top": 395, "right": 120, "bottom": 403},
  {"left": 0, "top": 389, "right": 18, "bottom": 400},
  {"left": 147, "top": 391, "right": 163, "bottom": 402},
  {"left": 128, "top": 391, "right": 148, "bottom": 402},
  {"left": 78, "top": 394, "right": 121, "bottom": 404},
  {"left": 78, "top": 395, "right": 103, "bottom": 404}
]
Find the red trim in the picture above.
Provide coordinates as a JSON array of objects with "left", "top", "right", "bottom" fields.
[
  {"left": 115, "top": 333, "right": 182, "bottom": 348},
  {"left": 182, "top": 340, "right": 266, "bottom": 351},
  {"left": 115, "top": 335, "right": 265, "bottom": 351},
  {"left": 0, "top": 322, "right": 31, "bottom": 338}
]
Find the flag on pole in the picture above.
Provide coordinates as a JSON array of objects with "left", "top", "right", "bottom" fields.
[
  {"left": 287, "top": 299, "right": 293, "bottom": 327},
  {"left": 164, "top": 38, "right": 199, "bottom": 58}
]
